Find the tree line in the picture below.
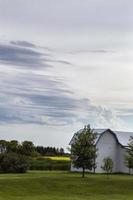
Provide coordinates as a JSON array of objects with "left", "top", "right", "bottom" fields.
[
  {"left": 0, "top": 140, "right": 66, "bottom": 156},
  {"left": 0, "top": 140, "right": 66, "bottom": 173}
]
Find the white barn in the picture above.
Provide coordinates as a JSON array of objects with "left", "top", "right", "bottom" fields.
[{"left": 70, "top": 129, "right": 133, "bottom": 173}]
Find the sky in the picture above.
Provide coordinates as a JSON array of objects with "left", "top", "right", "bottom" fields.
[{"left": 0, "top": 0, "right": 133, "bottom": 149}]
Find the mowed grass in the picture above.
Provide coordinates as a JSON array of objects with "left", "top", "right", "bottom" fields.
[{"left": 0, "top": 171, "right": 133, "bottom": 200}]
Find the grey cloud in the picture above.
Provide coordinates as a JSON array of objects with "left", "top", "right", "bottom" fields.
[
  {"left": 0, "top": 71, "right": 125, "bottom": 129},
  {"left": 0, "top": 72, "right": 90, "bottom": 125},
  {"left": 0, "top": 41, "right": 72, "bottom": 69},
  {"left": 11, "top": 41, "right": 53, "bottom": 53},
  {"left": 0, "top": 43, "right": 51, "bottom": 69},
  {"left": 55, "top": 60, "right": 72, "bottom": 65},
  {"left": 10, "top": 41, "right": 36, "bottom": 48},
  {"left": 69, "top": 49, "right": 113, "bottom": 55}
]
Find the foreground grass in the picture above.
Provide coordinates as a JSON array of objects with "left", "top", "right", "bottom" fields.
[{"left": 0, "top": 171, "right": 133, "bottom": 200}]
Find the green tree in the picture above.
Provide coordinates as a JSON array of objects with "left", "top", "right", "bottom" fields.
[
  {"left": 71, "top": 125, "right": 97, "bottom": 178},
  {"left": 101, "top": 157, "right": 113, "bottom": 177},
  {"left": 125, "top": 136, "right": 133, "bottom": 174},
  {"left": 125, "top": 156, "right": 133, "bottom": 174},
  {"left": 0, "top": 152, "right": 29, "bottom": 173},
  {"left": 7, "top": 140, "right": 20, "bottom": 153},
  {"left": 20, "top": 141, "right": 35, "bottom": 156}
]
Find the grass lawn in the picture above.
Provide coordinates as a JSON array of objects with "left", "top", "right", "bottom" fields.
[{"left": 0, "top": 171, "right": 133, "bottom": 200}]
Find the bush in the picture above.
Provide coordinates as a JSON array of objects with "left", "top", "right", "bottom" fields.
[
  {"left": 101, "top": 157, "right": 113, "bottom": 177},
  {"left": 0, "top": 152, "right": 29, "bottom": 173}
]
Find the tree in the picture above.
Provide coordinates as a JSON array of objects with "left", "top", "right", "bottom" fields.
[
  {"left": 71, "top": 125, "right": 97, "bottom": 178},
  {"left": 0, "top": 152, "right": 29, "bottom": 173},
  {"left": 125, "top": 156, "right": 133, "bottom": 174},
  {"left": 35, "top": 146, "right": 65, "bottom": 156},
  {"left": 125, "top": 136, "right": 133, "bottom": 174},
  {"left": 20, "top": 141, "right": 35, "bottom": 156},
  {"left": 59, "top": 148, "right": 64, "bottom": 155},
  {"left": 101, "top": 157, "right": 113, "bottom": 178},
  {"left": 7, "top": 140, "right": 20, "bottom": 153}
]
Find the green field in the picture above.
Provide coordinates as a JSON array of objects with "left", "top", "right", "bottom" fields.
[{"left": 0, "top": 171, "right": 133, "bottom": 200}]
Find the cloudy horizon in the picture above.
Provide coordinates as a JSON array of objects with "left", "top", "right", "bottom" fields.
[{"left": 0, "top": 0, "right": 133, "bottom": 149}]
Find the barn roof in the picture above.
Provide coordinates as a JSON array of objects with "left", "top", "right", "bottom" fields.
[{"left": 69, "top": 128, "right": 133, "bottom": 147}]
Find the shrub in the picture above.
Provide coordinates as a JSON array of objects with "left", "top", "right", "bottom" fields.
[{"left": 101, "top": 157, "right": 113, "bottom": 177}]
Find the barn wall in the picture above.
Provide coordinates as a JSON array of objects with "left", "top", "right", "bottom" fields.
[{"left": 96, "top": 131, "right": 118, "bottom": 173}]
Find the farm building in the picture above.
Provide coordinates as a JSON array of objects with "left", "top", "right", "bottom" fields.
[{"left": 70, "top": 129, "right": 133, "bottom": 173}]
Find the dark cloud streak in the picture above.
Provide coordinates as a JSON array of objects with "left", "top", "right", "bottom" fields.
[
  {"left": 0, "top": 41, "right": 72, "bottom": 69},
  {"left": 10, "top": 41, "right": 36, "bottom": 48},
  {"left": 0, "top": 43, "right": 52, "bottom": 69}
]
